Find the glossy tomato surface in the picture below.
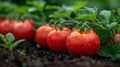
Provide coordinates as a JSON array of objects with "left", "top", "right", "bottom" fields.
[
  {"left": 47, "top": 28, "right": 71, "bottom": 52},
  {"left": 12, "top": 21, "right": 35, "bottom": 41},
  {"left": 35, "top": 26, "right": 55, "bottom": 48},
  {"left": 66, "top": 30, "right": 100, "bottom": 57},
  {"left": 0, "top": 20, "right": 12, "bottom": 35}
]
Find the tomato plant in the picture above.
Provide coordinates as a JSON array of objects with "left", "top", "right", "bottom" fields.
[
  {"left": 47, "top": 28, "right": 71, "bottom": 52},
  {"left": 12, "top": 21, "right": 35, "bottom": 41},
  {"left": 35, "top": 26, "right": 55, "bottom": 48},
  {"left": 66, "top": 30, "right": 100, "bottom": 57}
]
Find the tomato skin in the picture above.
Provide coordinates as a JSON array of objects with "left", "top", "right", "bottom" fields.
[
  {"left": 24, "top": 20, "right": 34, "bottom": 26},
  {"left": 35, "top": 26, "right": 55, "bottom": 48},
  {"left": 12, "top": 21, "right": 35, "bottom": 41},
  {"left": 114, "top": 34, "right": 120, "bottom": 41},
  {"left": 0, "top": 20, "right": 12, "bottom": 35},
  {"left": 66, "top": 30, "right": 100, "bottom": 57},
  {"left": 47, "top": 28, "right": 71, "bottom": 52}
]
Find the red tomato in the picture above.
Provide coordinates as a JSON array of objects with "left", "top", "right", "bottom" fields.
[
  {"left": 114, "top": 34, "right": 120, "bottom": 41},
  {"left": 66, "top": 30, "right": 100, "bottom": 57},
  {"left": 108, "top": 34, "right": 120, "bottom": 45},
  {"left": 0, "top": 20, "right": 12, "bottom": 35},
  {"left": 24, "top": 20, "right": 34, "bottom": 26},
  {"left": 12, "top": 21, "right": 35, "bottom": 41},
  {"left": 47, "top": 28, "right": 71, "bottom": 52},
  {"left": 35, "top": 26, "right": 55, "bottom": 48},
  {"left": 0, "top": 18, "right": 6, "bottom": 22}
]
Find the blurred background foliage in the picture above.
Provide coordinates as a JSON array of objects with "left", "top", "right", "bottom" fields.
[{"left": 0, "top": 0, "right": 120, "bottom": 23}]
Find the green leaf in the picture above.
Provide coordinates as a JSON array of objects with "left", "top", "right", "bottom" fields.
[
  {"left": 27, "top": 1, "right": 45, "bottom": 12},
  {"left": 117, "top": 8, "right": 120, "bottom": 15},
  {"left": 6, "top": 33, "right": 15, "bottom": 43},
  {"left": 0, "top": 34, "right": 5, "bottom": 40},
  {"left": 11, "top": 39, "right": 25, "bottom": 49},
  {"left": 14, "top": 6, "right": 28, "bottom": 14},
  {"left": 45, "top": 5, "right": 60, "bottom": 10},
  {"left": 107, "top": 22, "right": 118, "bottom": 29},
  {"left": 17, "top": 50, "right": 26, "bottom": 55},
  {"left": 0, "top": 34, "right": 7, "bottom": 43},
  {"left": 73, "top": 1, "right": 87, "bottom": 13},
  {"left": 112, "top": 53, "right": 120, "bottom": 61},
  {"left": 94, "top": 29, "right": 110, "bottom": 45},
  {"left": 0, "top": 44, "right": 9, "bottom": 48},
  {"left": 99, "top": 10, "right": 112, "bottom": 24},
  {"left": 117, "top": 27, "right": 120, "bottom": 34},
  {"left": 76, "top": 7, "right": 97, "bottom": 21},
  {"left": 49, "top": 12, "right": 71, "bottom": 18},
  {"left": 98, "top": 45, "right": 116, "bottom": 57}
]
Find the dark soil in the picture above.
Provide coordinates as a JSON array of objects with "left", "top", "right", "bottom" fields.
[{"left": 0, "top": 41, "right": 120, "bottom": 67}]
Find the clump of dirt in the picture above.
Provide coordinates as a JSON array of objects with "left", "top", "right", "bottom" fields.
[{"left": 0, "top": 41, "right": 119, "bottom": 67}]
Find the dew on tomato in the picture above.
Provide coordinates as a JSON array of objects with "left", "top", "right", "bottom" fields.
[
  {"left": 66, "top": 30, "right": 100, "bottom": 57},
  {"left": 35, "top": 26, "right": 55, "bottom": 48},
  {"left": 47, "top": 28, "right": 71, "bottom": 52}
]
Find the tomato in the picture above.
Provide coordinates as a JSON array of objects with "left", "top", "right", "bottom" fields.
[
  {"left": 35, "top": 26, "right": 55, "bottom": 48},
  {"left": 0, "top": 20, "right": 12, "bottom": 35},
  {"left": 47, "top": 28, "right": 71, "bottom": 52},
  {"left": 108, "top": 34, "right": 120, "bottom": 45},
  {"left": 0, "top": 18, "right": 6, "bottom": 22},
  {"left": 66, "top": 30, "right": 100, "bottom": 57},
  {"left": 24, "top": 20, "right": 34, "bottom": 26},
  {"left": 12, "top": 21, "right": 35, "bottom": 41},
  {"left": 114, "top": 34, "right": 120, "bottom": 41}
]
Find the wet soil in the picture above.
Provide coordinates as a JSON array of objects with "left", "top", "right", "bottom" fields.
[{"left": 0, "top": 41, "right": 120, "bottom": 67}]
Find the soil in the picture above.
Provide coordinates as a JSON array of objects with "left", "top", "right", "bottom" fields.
[{"left": 0, "top": 41, "right": 120, "bottom": 67}]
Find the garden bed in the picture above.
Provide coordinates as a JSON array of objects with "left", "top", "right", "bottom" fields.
[{"left": 0, "top": 41, "right": 119, "bottom": 67}]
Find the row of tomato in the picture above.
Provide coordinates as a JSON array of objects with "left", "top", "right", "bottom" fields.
[{"left": 0, "top": 19, "right": 120, "bottom": 57}]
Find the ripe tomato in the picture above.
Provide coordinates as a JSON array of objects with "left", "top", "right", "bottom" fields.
[
  {"left": 66, "top": 30, "right": 100, "bottom": 57},
  {"left": 0, "top": 20, "right": 12, "bottom": 35},
  {"left": 12, "top": 21, "right": 35, "bottom": 41},
  {"left": 47, "top": 28, "right": 71, "bottom": 52},
  {"left": 114, "top": 34, "right": 120, "bottom": 41},
  {"left": 35, "top": 26, "right": 55, "bottom": 48},
  {"left": 24, "top": 20, "right": 34, "bottom": 26}
]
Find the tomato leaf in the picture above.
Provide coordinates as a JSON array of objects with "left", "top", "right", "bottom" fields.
[
  {"left": 49, "top": 12, "right": 71, "bottom": 19},
  {"left": 117, "top": 8, "right": 120, "bottom": 16},
  {"left": 73, "top": 1, "right": 87, "bottom": 13},
  {"left": 49, "top": 6, "right": 73, "bottom": 19},
  {"left": 117, "top": 27, "right": 120, "bottom": 34},
  {"left": 99, "top": 10, "right": 112, "bottom": 24},
  {"left": 107, "top": 22, "right": 118, "bottom": 29},
  {"left": 94, "top": 29, "right": 110, "bottom": 45},
  {"left": 45, "top": 5, "right": 60, "bottom": 10},
  {"left": 98, "top": 44, "right": 117, "bottom": 57},
  {"left": 98, "top": 41, "right": 120, "bottom": 61},
  {"left": 76, "top": 7, "right": 97, "bottom": 21},
  {"left": 27, "top": 1, "right": 45, "bottom": 12}
]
